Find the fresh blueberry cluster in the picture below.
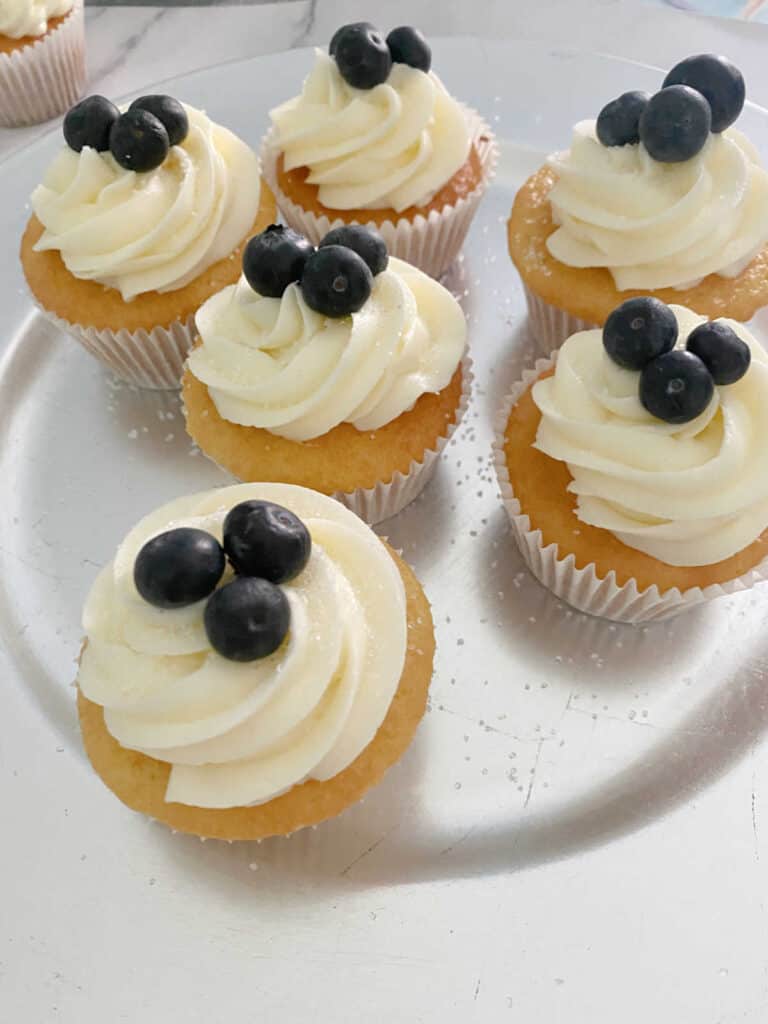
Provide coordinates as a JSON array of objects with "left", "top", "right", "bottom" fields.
[
  {"left": 602, "top": 297, "right": 751, "bottom": 424},
  {"left": 329, "top": 22, "right": 431, "bottom": 90},
  {"left": 242, "top": 223, "right": 389, "bottom": 317},
  {"left": 596, "top": 54, "right": 745, "bottom": 163},
  {"left": 133, "top": 501, "right": 312, "bottom": 662},
  {"left": 63, "top": 93, "right": 189, "bottom": 173}
]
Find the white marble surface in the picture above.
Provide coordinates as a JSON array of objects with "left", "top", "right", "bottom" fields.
[{"left": 2, "top": 0, "right": 768, "bottom": 161}]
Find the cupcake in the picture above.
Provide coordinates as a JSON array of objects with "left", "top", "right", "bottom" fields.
[
  {"left": 508, "top": 54, "right": 768, "bottom": 354},
  {"left": 0, "top": 0, "right": 85, "bottom": 128},
  {"left": 183, "top": 224, "right": 469, "bottom": 524},
  {"left": 493, "top": 297, "right": 768, "bottom": 623},
  {"left": 76, "top": 483, "right": 435, "bottom": 840},
  {"left": 261, "top": 22, "right": 497, "bottom": 280},
  {"left": 21, "top": 93, "right": 276, "bottom": 389}
]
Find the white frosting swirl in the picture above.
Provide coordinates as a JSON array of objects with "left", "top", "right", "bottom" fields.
[
  {"left": 0, "top": 0, "right": 72, "bottom": 38},
  {"left": 31, "top": 105, "right": 260, "bottom": 301},
  {"left": 78, "top": 483, "right": 408, "bottom": 809},
  {"left": 532, "top": 307, "right": 768, "bottom": 567},
  {"left": 269, "top": 49, "right": 470, "bottom": 212},
  {"left": 186, "top": 256, "right": 466, "bottom": 440},
  {"left": 546, "top": 121, "right": 768, "bottom": 290}
]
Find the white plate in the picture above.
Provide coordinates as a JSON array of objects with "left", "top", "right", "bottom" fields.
[{"left": 4, "top": 40, "right": 768, "bottom": 1024}]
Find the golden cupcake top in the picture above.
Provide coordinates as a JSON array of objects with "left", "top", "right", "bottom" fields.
[
  {"left": 78, "top": 483, "right": 409, "bottom": 809},
  {"left": 268, "top": 22, "right": 471, "bottom": 213},
  {"left": 186, "top": 223, "right": 467, "bottom": 440},
  {"left": 0, "top": 0, "right": 72, "bottom": 38},
  {"left": 533, "top": 296, "right": 768, "bottom": 567},
  {"left": 30, "top": 93, "right": 261, "bottom": 300},
  {"left": 546, "top": 54, "right": 768, "bottom": 291}
]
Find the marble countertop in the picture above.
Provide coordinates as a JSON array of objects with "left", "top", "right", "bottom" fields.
[{"left": 2, "top": 0, "right": 768, "bottom": 162}]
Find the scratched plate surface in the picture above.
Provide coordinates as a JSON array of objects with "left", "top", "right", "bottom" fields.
[{"left": 3, "top": 41, "right": 768, "bottom": 1024}]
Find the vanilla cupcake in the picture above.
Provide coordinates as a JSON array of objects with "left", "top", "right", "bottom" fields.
[
  {"left": 261, "top": 22, "right": 497, "bottom": 279},
  {"left": 77, "top": 483, "right": 435, "bottom": 840},
  {"left": 21, "top": 94, "right": 276, "bottom": 389},
  {"left": 183, "top": 224, "right": 469, "bottom": 523},
  {"left": 0, "top": 0, "right": 85, "bottom": 128},
  {"left": 508, "top": 54, "right": 768, "bottom": 353},
  {"left": 493, "top": 298, "right": 768, "bottom": 623}
]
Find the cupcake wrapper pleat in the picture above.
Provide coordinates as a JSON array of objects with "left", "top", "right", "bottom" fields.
[
  {"left": 190, "top": 354, "right": 472, "bottom": 526},
  {"left": 522, "top": 283, "right": 597, "bottom": 356},
  {"left": 261, "top": 110, "right": 498, "bottom": 280},
  {"left": 492, "top": 355, "right": 768, "bottom": 624},
  {"left": 0, "top": 1, "right": 85, "bottom": 128},
  {"left": 333, "top": 353, "right": 472, "bottom": 524},
  {"left": 36, "top": 306, "right": 195, "bottom": 390}
]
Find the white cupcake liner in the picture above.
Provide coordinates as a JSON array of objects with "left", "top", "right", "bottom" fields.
[
  {"left": 190, "top": 355, "right": 472, "bottom": 525},
  {"left": 522, "top": 282, "right": 597, "bottom": 357},
  {"left": 492, "top": 354, "right": 768, "bottom": 624},
  {"left": 332, "top": 353, "right": 472, "bottom": 524},
  {"left": 260, "top": 109, "right": 498, "bottom": 280},
  {"left": 0, "top": 1, "right": 85, "bottom": 128},
  {"left": 38, "top": 306, "right": 195, "bottom": 390}
]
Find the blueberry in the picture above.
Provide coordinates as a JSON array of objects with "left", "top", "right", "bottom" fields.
[
  {"left": 134, "top": 528, "right": 225, "bottom": 609},
  {"left": 242, "top": 225, "right": 314, "bottom": 298},
  {"left": 300, "top": 245, "right": 373, "bottom": 318},
  {"left": 686, "top": 321, "right": 751, "bottom": 385},
  {"left": 223, "top": 500, "right": 311, "bottom": 584},
  {"left": 110, "top": 108, "right": 169, "bottom": 173},
  {"left": 332, "top": 23, "right": 392, "bottom": 89},
  {"left": 319, "top": 225, "right": 388, "bottom": 276},
  {"left": 63, "top": 95, "right": 119, "bottom": 153},
  {"left": 129, "top": 95, "right": 189, "bottom": 147},
  {"left": 329, "top": 21, "right": 374, "bottom": 56},
  {"left": 640, "top": 350, "right": 715, "bottom": 424},
  {"left": 602, "top": 297, "right": 678, "bottom": 370},
  {"left": 204, "top": 577, "right": 290, "bottom": 662},
  {"left": 386, "top": 26, "right": 432, "bottom": 73},
  {"left": 663, "top": 54, "right": 745, "bottom": 133},
  {"left": 639, "top": 85, "right": 712, "bottom": 163},
  {"left": 596, "top": 91, "right": 650, "bottom": 147}
]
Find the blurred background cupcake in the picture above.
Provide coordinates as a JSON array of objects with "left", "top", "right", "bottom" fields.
[
  {"left": 77, "top": 482, "right": 435, "bottom": 840},
  {"left": 0, "top": 0, "right": 85, "bottom": 127},
  {"left": 183, "top": 224, "right": 469, "bottom": 523},
  {"left": 20, "top": 93, "right": 275, "bottom": 388},
  {"left": 261, "top": 22, "right": 497, "bottom": 280},
  {"left": 493, "top": 297, "right": 768, "bottom": 622},
  {"left": 508, "top": 54, "right": 768, "bottom": 353}
]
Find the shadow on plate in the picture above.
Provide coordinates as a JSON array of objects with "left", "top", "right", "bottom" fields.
[
  {"left": 149, "top": 587, "right": 768, "bottom": 897},
  {"left": 473, "top": 507, "right": 727, "bottom": 688},
  {"left": 151, "top": 729, "right": 431, "bottom": 903},
  {"left": 376, "top": 466, "right": 459, "bottom": 575}
]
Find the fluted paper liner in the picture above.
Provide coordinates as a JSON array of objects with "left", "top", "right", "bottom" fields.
[
  {"left": 0, "top": 1, "right": 85, "bottom": 128},
  {"left": 522, "top": 282, "right": 597, "bottom": 357},
  {"left": 492, "top": 354, "right": 768, "bottom": 624},
  {"left": 261, "top": 109, "right": 498, "bottom": 280},
  {"left": 332, "top": 353, "right": 472, "bottom": 524},
  {"left": 38, "top": 306, "right": 195, "bottom": 390}
]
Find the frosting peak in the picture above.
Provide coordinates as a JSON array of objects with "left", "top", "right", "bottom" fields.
[
  {"left": 31, "top": 105, "right": 260, "bottom": 300},
  {"left": 186, "top": 255, "right": 466, "bottom": 440},
  {"left": 532, "top": 306, "right": 768, "bottom": 566},
  {"left": 546, "top": 120, "right": 768, "bottom": 290},
  {"left": 269, "top": 49, "right": 470, "bottom": 212},
  {"left": 0, "top": 0, "right": 72, "bottom": 38}
]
